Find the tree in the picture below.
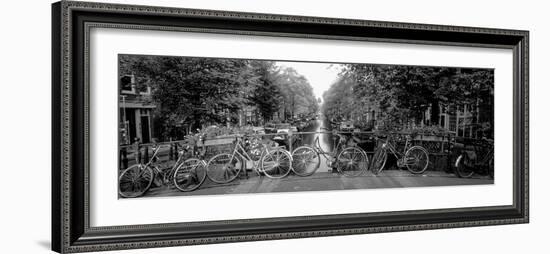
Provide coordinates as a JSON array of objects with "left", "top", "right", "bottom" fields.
[
  {"left": 248, "top": 61, "right": 283, "bottom": 122},
  {"left": 119, "top": 55, "right": 252, "bottom": 139},
  {"left": 331, "top": 64, "right": 493, "bottom": 131},
  {"left": 273, "top": 67, "right": 319, "bottom": 120}
]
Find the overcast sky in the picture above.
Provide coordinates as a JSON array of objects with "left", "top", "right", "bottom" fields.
[{"left": 275, "top": 61, "right": 343, "bottom": 103}]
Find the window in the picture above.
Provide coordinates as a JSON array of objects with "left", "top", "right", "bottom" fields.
[
  {"left": 458, "top": 118, "right": 464, "bottom": 137},
  {"left": 120, "top": 75, "right": 133, "bottom": 92}
]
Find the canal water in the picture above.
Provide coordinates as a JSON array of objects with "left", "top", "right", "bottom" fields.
[{"left": 303, "top": 118, "right": 335, "bottom": 173}]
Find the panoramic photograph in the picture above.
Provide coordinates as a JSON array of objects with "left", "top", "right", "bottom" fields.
[{"left": 117, "top": 54, "right": 494, "bottom": 198}]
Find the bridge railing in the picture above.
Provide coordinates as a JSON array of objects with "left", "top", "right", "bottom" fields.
[{"left": 119, "top": 130, "right": 457, "bottom": 172}]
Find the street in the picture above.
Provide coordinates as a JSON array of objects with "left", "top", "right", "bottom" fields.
[
  {"left": 130, "top": 118, "right": 493, "bottom": 198},
  {"left": 143, "top": 169, "right": 493, "bottom": 198}
]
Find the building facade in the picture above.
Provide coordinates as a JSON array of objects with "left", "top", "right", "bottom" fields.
[
  {"left": 424, "top": 102, "right": 492, "bottom": 138},
  {"left": 119, "top": 75, "right": 156, "bottom": 145}
]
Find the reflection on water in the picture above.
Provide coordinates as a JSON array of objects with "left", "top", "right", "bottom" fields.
[
  {"left": 289, "top": 117, "right": 348, "bottom": 173},
  {"left": 312, "top": 118, "right": 335, "bottom": 172}
]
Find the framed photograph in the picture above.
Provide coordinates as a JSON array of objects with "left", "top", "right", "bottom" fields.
[{"left": 52, "top": 1, "right": 529, "bottom": 253}]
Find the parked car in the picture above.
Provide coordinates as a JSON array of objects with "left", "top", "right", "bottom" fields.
[
  {"left": 264, "top": 123, "right": 276, "bottom": 134},
  {"left": 339, "top": 121, "right": 354, "bottom": 132},
  {"left": 270, "top": 123, "right": 297, "bottom": 148},
  {"left": 275, "top": 123, "right": 291, "bottom": 134},
  {"left": 251, "top": 126, "right": 265, "bottom": 135}
]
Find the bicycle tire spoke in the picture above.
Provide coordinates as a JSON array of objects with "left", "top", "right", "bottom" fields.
[
  {"left": 352, "top": 150, "right": 359, "bottom": 162},
  {"left": 344, "top": 163, "right": 351, "bottom": 172},
  {"left": 266, "top": 153, "right": 275, "bottom": 163}
]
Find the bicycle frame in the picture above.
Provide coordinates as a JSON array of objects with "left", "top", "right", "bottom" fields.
[
  {"left": 380, "top": 137, "right": 410, "bottom": 159},
  {"left": 454, "top": 138, "right": 494, "bottom": 178},
  {"left": 140, "top": 145, "right": 187, "bottom": 178},
  {"left": 138, "top": 146, "right": 161, "bottom": 168},
  {"left": 481, "top": 146, "right": 494, "bottom": 165},
  {"left": 312, "top": 133, "right": 343, "bottom": 160},
  {"left": 462, "top": 141, "right": 494, "bottom": 167},
  {"left": 228, "top": 138, "right": 272, "bottom": 173},
  {"left": 378, "top": 136, "right": 419, "bottom": 167}
]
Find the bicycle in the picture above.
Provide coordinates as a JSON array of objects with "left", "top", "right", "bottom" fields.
[
  {"left": 205, "top": 134, "right": 293, "bottom": 183},
  {"left": 370, "top": 133, "right": 430, "bottom": 175},
  {"left": 291, "top": 128, "right": 368, "bottom": 177},
  {"left": 172, "top": 134, "right": 210, "bottom": 192},
  {"left": 454, "top": 138, "right": 494, "bottom": 179},
  {"left": 118, "top": 143, "right": 207, "bottom": 198}
]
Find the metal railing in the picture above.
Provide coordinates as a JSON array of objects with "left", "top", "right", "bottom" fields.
[{"left": 119, "top": 130, "right": 457, "bottom": 171}]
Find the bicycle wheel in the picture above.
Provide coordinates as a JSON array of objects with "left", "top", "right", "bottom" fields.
[
  {"left": 336, "top": 147, "right": 368, "bottom": 177},
  {"left": 454, "top": 154, "right": 474, "bottom": 178},
  {"left": 206, "top": 153, "right": 242, "bottom": 183},
  {"left": 173, "top": 159, "right": 207, "bottom": 192},
  {"left": 159, "top": 160, "right": 178, "bottom": 186},
  {"left": 291, "top": 146, "right": 320, "bottom": 177},
  {"left": 405, "top": 146, "right": 429, "bottom": 174},
  {"left": 118, "top": 164, "right": 154, "bottom": 198},
  {"left": 262, "top": 149, "right": 292, "bottom": 179},
  {"left": 370, "top": 148, "right": 387, "bottom": 175}
]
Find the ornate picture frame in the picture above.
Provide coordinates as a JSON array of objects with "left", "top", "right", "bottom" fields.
[{"left": 52, "top": 1, "right": 528, "bottom": 253}]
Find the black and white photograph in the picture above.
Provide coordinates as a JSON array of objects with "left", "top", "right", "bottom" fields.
[
  {"left": 117, "top": 54, "right": 494, "bottom": 198},
  {"left": 1, "top": 0, "right": 542, "bottom": 253}
]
